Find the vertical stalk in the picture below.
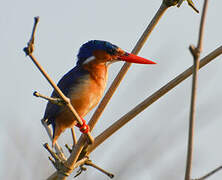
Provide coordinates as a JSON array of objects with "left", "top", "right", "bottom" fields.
[{"left": 184, "top": 1, "right": 208, "bottom": 180}]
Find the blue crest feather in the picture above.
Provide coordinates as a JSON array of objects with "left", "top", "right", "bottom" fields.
[{"left": 77, "top": 40, "right": 118, "bottom": 65}]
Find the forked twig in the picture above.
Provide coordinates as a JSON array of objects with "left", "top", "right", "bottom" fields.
[
  {"left": 85, "top": 160, "right": 114, "bottom": 178},
  {"left": 74, "top": 159, "right": 114, "bottom": 178},
  {"left": 23, "top": 17, "right": 94, "bottom": 144},
  {"left": 44, "top": 143, "right": 71, "bottom": 175},
  {"left": 41, "top": 119, "right": 66, "bottom": 161},
  {"left": 177, "top": 0, "right": 199, "bottom": 13},
  {"left": 185, "top": 1, "right": 208, "bottom": 180},
  {"left": 34, "top": 91, "right": 66, "bottom": 106}
]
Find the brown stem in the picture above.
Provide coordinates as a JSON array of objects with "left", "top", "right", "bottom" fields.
[
  {"left": 71, "top": 127, "right": 77, "bottom": 147},
  {"left": 89, "top": 0, "right": 168, "bottom": 132},
  {"left": 34, "top": 91, "right": 66, "bottom": 106},
  {"left": 185, "top": 1, "right": 208, "bottom": 180},
  {"left": 24, "top": 17, "right": 94, "bottom": 144},
  {"left": 85, "top": 160, "right": 114, "bottom": 178},
  {"left": 41, "top": 119, "right": 66, "bottom": 161},
  {"left": 193, "top": 165, "right": 222, "bottom": 180},
  {"left": 87, "top": 45, "right": 222, "bottom": 154}
]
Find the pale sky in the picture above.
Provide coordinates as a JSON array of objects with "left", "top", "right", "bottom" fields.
[{"left": 1, "top": 0, "right": 222, "bottom": 180}]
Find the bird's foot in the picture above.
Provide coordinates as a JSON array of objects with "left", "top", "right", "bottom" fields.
[{"left": 76, "top": 119, "right": 90, "bottom": 134}]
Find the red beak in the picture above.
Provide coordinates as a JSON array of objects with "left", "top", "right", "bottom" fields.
[{"left": 119, "top": 52, "right": 156, "bottom": 64}]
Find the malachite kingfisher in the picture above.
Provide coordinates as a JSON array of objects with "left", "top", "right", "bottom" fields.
[{"left": 43, "top": 40, "right": 156, "bottom": 145}]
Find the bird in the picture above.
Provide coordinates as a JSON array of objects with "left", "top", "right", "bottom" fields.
[{"left": 42, "top": 40, "right": 156, "bottom": 146}]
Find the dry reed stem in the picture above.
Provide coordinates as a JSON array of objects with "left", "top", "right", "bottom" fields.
[
  {"left": 185, "top": 1, "right": 208, "bottom": 180},
  {"left": 88, "top": 0, "right": 168, "bottom": 132},
  {"left": 87, "top": 45, "right": 222, "bottom": 154},
  {"left": 192, "top": 165, "right": 222, "bottom": 180},
  {"left": 24, "top": 17, "right": 94, "bottom": 144},
  {"left": 71, "top": 128, "right": 77, "bottom": 146},
  {"left": 85, "top": 160, "right": 114, "bottom": 178},
  {"left": 24, "top": 17, "right": 66, "bottom": 161}
]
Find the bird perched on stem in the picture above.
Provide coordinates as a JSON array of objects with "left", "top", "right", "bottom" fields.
[{"left": 43, "top": 40, "right": 156, "bottom": 146}]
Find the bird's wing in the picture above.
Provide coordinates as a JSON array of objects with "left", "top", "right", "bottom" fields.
[{"left": 43, "top": 66, "right": 89, "bottom": 124}]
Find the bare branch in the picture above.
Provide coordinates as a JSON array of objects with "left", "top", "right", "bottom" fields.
[
  {"left": 185, "top": 1, "right": 208, "bottom": 180},
  {"left": 177, "top": 0, "right": 199, "bottom": 13},
  {"left": 34, "top": 91, "right": 66, "bottom": 106},
  {"left": 23, "top": 17, "right": 94, "bottom": 144},
  {"left": 44, "top": 143, "right": 60, "bottom": 162},
  {"left": 65, "top": 144, "right": 72, "bottom": 154},
  {"left": 88, "top": 0, "right": 169, "bottom": 133},
  {"left": 41, "top": 119, "right": 66, "bottom": 161},
  {"left": 85, "top": 160, "right": 114, "bottom": 178},
  {"left": 192, "top": 166, "right": 222, "bottom": 180},
  {"left": 87, "top": 45, "right": 222, "bottom": 154},
  {"left": 23, "top": 17, "right": 39, "bottom": 56},
  {"left": 71, "top": 128, "right": 77, "bottom": 147}
]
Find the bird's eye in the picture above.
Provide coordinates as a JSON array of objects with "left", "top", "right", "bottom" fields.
[
  {"left": 108, "top": 45, "right": 118, "bottom": 54},
  {"left": 124, "top": 52, "right": 129, "bottom": 56}
]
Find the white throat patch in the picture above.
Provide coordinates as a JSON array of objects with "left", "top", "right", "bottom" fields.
[{"left": 83, "top": 56, "right": 96, "bottom": 65}]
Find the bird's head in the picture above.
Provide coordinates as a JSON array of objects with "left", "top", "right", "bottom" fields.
[{"left": 76, "top": 40, "right": 156, "bottom": 66}]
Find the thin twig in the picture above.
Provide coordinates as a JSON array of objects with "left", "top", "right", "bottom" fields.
[
  {"left": 44, "top": 143, "right": 60, "bottom": 162},
  {"left": 85, "top": 160, "right": 114, "bottom": 178},
  {"left": 185, "top": 1, "right": 208, "bottom": 180},
  {"left": 87, "top": 45, "right": 222, "bottom": 154},
  {"left": 24, "top": 17, "right": 94, "bottom": 144},
  {"left": 65, "top": 144, "right": 72, "bottom": 154},
  {"left": 41, "top": 119, "right": 66, "bottom": 161},
  {"left": 23, "top": 17, "right": 39, "bottom": 55},
  {"left": 71, "top": 127, "right": 77, "bottom": 146},
  {"left": 177, "top": 0, "right": 199, "bottom": 13},
  {"left": 34, "top": 91, "right": 66, "bottom": 106},
  {"left": 192, "top": 165, "right": 222, "bottom": 180}
]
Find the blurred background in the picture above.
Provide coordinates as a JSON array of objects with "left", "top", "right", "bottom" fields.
[{"left": 1, "top": 0, "right": 222, "bottom": 179}]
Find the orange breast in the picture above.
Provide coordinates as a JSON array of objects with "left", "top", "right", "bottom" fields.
[{"left": 55, "top": 64, "right": 108, "bottom": 130}]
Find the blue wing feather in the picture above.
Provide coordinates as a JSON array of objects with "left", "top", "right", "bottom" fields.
[{"left": 43, "top": 65, "right": 89, "bottom": 125}]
